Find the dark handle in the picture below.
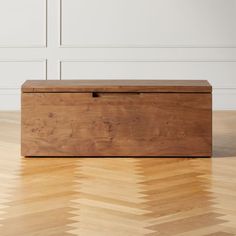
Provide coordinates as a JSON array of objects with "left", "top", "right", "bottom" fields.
[{"left": 92, "top": 92, "right": 141, "bottom": 98}]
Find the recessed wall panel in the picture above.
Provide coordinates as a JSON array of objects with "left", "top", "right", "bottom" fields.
[
  {"left": 61, "top": 0, "right": 236, "bottom": 47},
  {"left": 0, "top": 0, "right": 46, "bottom": 47}
]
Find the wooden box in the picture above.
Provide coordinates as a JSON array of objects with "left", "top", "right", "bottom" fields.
[{"left": 21, "top": 80, "right": 212, "bottom": 157}]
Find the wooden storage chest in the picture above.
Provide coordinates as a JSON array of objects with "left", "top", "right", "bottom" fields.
[{"left": 21, "top": 80, "right": 212, "bottom": 157}]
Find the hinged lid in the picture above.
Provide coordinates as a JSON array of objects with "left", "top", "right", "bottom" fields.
[{"left": 22, "top": 80, "right": 212, "bottom": 93}]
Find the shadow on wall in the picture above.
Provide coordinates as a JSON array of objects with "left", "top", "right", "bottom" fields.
[{"left": 213, "top": 111, "right": 236, "bottom": 158}]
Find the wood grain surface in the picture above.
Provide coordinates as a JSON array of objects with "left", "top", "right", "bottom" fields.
[
  {"left": 22, "top": 80, "right": 212, "bottom": 93},
  {"left": 1, "top": 111, "right": 236, "bottom": 236},
  {"left": 21, "top": 92, "right": 212, "bottom": 156}
]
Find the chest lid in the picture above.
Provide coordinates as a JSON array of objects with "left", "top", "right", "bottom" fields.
[{"left": 22, "top": 80, "right": 212, "bottom": 93}]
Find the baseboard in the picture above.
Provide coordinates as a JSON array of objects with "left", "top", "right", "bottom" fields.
[
  {"left": 213, "top": 89, "right": 236, "bottom": 110},
  {"left": 0, "top": 89, "right": 20, "bottom": 110}
]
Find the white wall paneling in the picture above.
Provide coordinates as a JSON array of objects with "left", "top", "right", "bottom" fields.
[
  {"left": 0, "top": 0, "right": 47, "bottom": 47},
  {"left": 213, "top": 89, "right": 236, "bottom": 110},
  {"left": 60, "top": 0, "right": 236, "bottom": 48},
  {"left": 0, "top": 89, "right": 20, "bottom": 111},
  {"left": 0, "top": 0, "right": 235, "bottom": 110},
  {"left": 0, "top": 60, "right": 46, "bottom": 110},
  {"left": 0, "top": 61, "right": 46, "bottom": 88}
]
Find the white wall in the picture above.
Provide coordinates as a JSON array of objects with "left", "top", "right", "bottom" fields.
[{"left": 0, "top": 0, "right": 236, "bottom": 110}]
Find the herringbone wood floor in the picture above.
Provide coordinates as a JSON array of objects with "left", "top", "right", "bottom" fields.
[{"left": 0, "top": 111, "right": 236, "bottom": 236}]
